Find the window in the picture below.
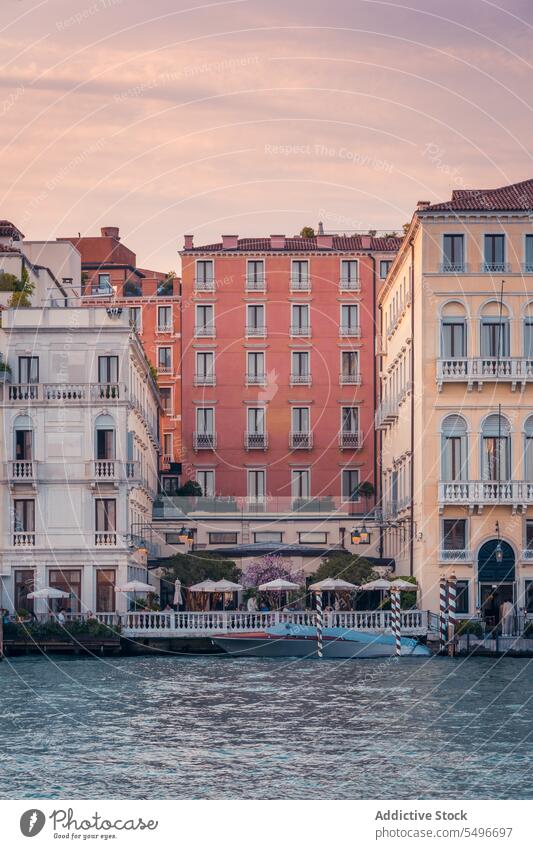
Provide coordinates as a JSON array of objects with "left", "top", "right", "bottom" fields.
[
  {"left": 341, "top": 406, "right": 359, "bottom": 433},
  {"left": 196, "top": 407, "right": 214, "bottom": 434},
  {"left": 14, "top": 569, "right": 34, "bottom": 613},
  {"left": 158, "top": 347, "right": 172, "bottom": 371},
  {"left": 246, "top": 260, "right": 264, "bottom": 290},
  {"left": 291, "top": 260, "right": 309, "bottom": 289},
  {"left": 484, "top": 234, "right": 505, "bottom": 270},
  {"left": 380, "top": 260, "right": 392, "bottom": 279},
  {"left": 524, "top": 317, "right": 533, "bottom": 358},
  {"left": 98, "top": 356, "right": 118, "bottom": 384},
  {"left": 525, "top": 235, "right": 533, "bottom": 272},
  {"left": 525, "top": 417, "right": 533, "bottom": 480},
  {"left": 163, "top": 433, "right": 173, "bottom": 459},
  {"left": 129, "top": 307, "right": 141, "bottom": 331},
  {"left": 96, "top": 428, "right": 114, "bottom": 460},
  {"left": 253, "top": 531, "right": 282, "bottom": 543},
  {"left": 98, "top": 273, "right": 112, "bottom": 292},
  {"left": 340, "top": 260, "right": 358, "bottom": 287},
  {"left": 247, "top": 407, "right": 265, "bottom": 434},
  {"left": 342, "top": 468, "right": 360, "bottom": 501},
  {"left": 441, "top": 320, "right": 466, "bottom": 358},
  {"left": 95, "top": 498, "right": 116, "bottom": 536},
  {"left": 196, "top": 260, "right": 214, "bottom": 290},
  {"left": 442, "top": 235, "right": 464, "bottom": 270},
  {"left": 292, "top": 468, "right": 310, "bottom": 500},
  {"left": 441, "top": 415, "right": 468, "bottom": 481},
  {"left": 340, "top": 304, "right": 359, "bottom": 335},
  {"left": 49, "top": 568, "right": 82, "bottom": 614},
  {"left": 299, "top": 531, "right": 327, "bottom": 544},
  {"left": 456, "top": 580, "right": 469, "bottom": 614},
  {"left": 246, "top": 351, "right": 265, "bottom": 384},
  {"left": 442, "top": 518, "right": 467, "bottom": 551},
  {"left": 18, "top": 356, "right": 38, "bottom": 384},
  {"left": 246, "top": 304, "right": 265, "bottom": 336},
  {"left": 525, "top": 580, "right": 533, "bottom": 613},
  {"left": 481, "top": 319, "right": 509, "bottom": 357},
  {"left": 161, "top": 477, "right": 180, "bottom": 495},
  {"left": 195, "top": 351, "right": 215, "bottom": 384},
  {"left": 248, "top": 470, "right": 265, "bottom": 501},
  {"left": 160, "top": 387, "right": 172, "bottom": 413},
  {"left": 157, "top": 305, "right": 172, "bottom": 331},
  {"left": 209, "top": 532, "right": 238, "bottom": 544},
  {"left": 526, "top": 520, "right": 533, "bottom": 552},
  {"left": 96, "top": 569, "right": 116, "bottom": 613},
  {"left": 292, "top": 407, "right": 310, "bottom": 433},
  {"left": 165, "top": 532, "right": 186, "bottom": 544},
  {"left": 15, "top": 428, "right": 32, "bottom": 461},
  {"left": 291, "top": 304, "right": 310, "bottom": 336},
  {"left": 195, "top": 304, "right": 214, "bottom": 336},
  {"left": 341, "top": 351, "right": 359, "bottom": 382},
  {"left": 14, "top": 499, "right": 34, "bottom": 532},
  {"left": 482, "top": 414, "right": 511, "bottom": 481},
  {"left": 291, "top": 351, "right": 310, "bottom": 384},
  {"left": 196, "top": 469, "right": 215, "bottom": 496}
]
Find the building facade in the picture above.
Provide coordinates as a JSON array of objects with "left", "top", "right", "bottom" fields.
[
  {"left": 379, "top": 178, "right": 533, "bottom": 623},
  {"left": 60, "top": 227, "right": 182, "bottom": 492},
  {"left": 179, "top": 231, "right": 400, "bottom": 512},
  {"left": 0, "top": 306, "right": 161, "bottom": 617}
]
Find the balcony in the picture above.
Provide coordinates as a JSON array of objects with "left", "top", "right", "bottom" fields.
[
  {"left": 375, "top": 397, "right": 400, "bottom": 429},
  {"left": 246, "top": 373, "right": 266, "bottom": 386},
  {"left": 522, "top": 263, "right": 533, "bottom": 274},
  {"left": 437, "top": 357, "right": 533, "bottom": 391},
  {"left": 481, "top": 262, "right": 511, "bottom": 273},
  {"left": 245, "top": 278, "right": 265, "bottom": 292},
  {"left": 438, "top": 480, "right": 533, "bottom": 511},
  {"left": 339, "top": 372, "right": 361, "bottom": 385},
  {"left": 439, "top": 549, "right": 473, "bottom": 562},
  {"left": 195, "top": 279, "right": 215, "bottom": 292},
  {"left": 194, "top": 373, "right": 215, "bottom": 386},
  {"left": 244, "top": 432, "right": 268, "bottom": 450},
  {"left": 245, "top": 325, "right": 266, "bottom": 338},
  {"left": 290, "top": 277, "right": 310, "bottom": 292},
  {"left": 246, "top": 496, "right": 266, "bottom": 512},
  {"left": 95, "top": 531, "right": 117, "bottom": 547},
  {"left": 13, "top": 531, "right": 35, "bottom": 547},
  {"left": 193, "top": 432, "right": 217, "bottom": 450},
  {"left": 7, "top": 383, "right": 123, "bottom": 403},
  {"left": 290, "top": 373, "right": 312, "bottom": 386},
  {"left": 157, "top": 365, "right": 173, "bottom": 375},
  {"left": 290, "top": 325, "right": 311, "bottom": 338},
  {"left": 157, "top": 323, "right": 173, "bottom": 333},
  {"left": 339, "top": 278, "right": 360, "bottom": 291},
  {"left": 195, "top": 325, "right": 215, "bottom": 338},
  {"left": 9, "top": 460, "right": 35, "bottom": 482},
  {"left": 439, "top": 262, "right": 468, "bottom": 274},
  {"left": 339, "top": 325, "right": 361, "bottom": 338},
  {"left": 289, "top": 432, "right": 313, "bottom": 449},
  {"left": 339, "top": 431, "right": 362, "bottom": 450},
  {"left": 522, "top": 549, "right": 533, "bottom": 561}
]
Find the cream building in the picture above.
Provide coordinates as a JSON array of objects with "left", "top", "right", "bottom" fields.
[
  {"left": 0, "top": 305, "right": 161, "bottom": 617},
  {"left": 378, "top": 179, "right": 533, "bottom": 627}
]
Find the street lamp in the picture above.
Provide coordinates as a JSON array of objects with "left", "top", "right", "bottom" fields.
[
  {"left": 495, "top": 521, "right": 503, "bottom": 564},
  {"left": 178, "top": 526, "right": 189, "bottom": 544},
  {"left": 351, "top": 524, "right": 371, "bottom": 545}
]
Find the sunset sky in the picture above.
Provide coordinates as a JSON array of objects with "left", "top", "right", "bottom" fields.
[{"left": 2, "top": 0, "right": 532, "bottom": 271}]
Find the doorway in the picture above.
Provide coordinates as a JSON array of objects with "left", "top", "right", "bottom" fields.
[{"left": 480, "top": 583, "right": 514, "bottom": 632}]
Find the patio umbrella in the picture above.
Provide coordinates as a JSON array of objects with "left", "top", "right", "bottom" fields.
[
  {"left": 173, "top": 579, "right": 183, "bottom": 607},
  {"left": 391, "top": 579, "right": 418, "bottom": 591},
  {"left": 212, "top": 580, "right": 243, "bottom": 592},
  {"left": 115, "top": 580, "right": 155, "bottom": 611},
  {"left": 189, "top": 580, "right": 219, "bottom": 592},
  {"left": 258, "top": 578, "right": 300, "bottom": 591},
  {"left": 308, "top": 578, "right": 359, "bottom": 591},
  {"left": 27, "top": 587, "right": 70, "bottom": 600},
  {"left": 360, "top": 578, "right": 393, "bottom": 591}
]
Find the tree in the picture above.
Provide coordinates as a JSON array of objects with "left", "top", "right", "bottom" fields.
[
  {"left": 159, "top": 551, "right": 240, "bottom": 586},
  {"left": 355, "top": 480, "right": 375, "bottom": 512},
  {"left": 300, "top": 226, "right": 315, "bottom": 238},
  {"left": 308, "top": 551, "right": 376, "bottom": 587},
  {"left": 242, "top": 554, "right": 304, "bottom": 588},
  {"left": 7, "top": 266, "right": 34, "bottom": 308},
  {"left": 177, "top": 480, "right": 202, "bottom": 497},
  {"left": 0, "top": 271, "right": 19, "bottom": 292}
]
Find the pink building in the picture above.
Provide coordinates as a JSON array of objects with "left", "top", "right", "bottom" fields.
[{"left": 180, "top": 232, "right": 401, "bottom": 511}]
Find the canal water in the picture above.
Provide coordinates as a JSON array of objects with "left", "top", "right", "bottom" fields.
[{"left": 0, "top": 654, "right": 531, "bottom": 799}]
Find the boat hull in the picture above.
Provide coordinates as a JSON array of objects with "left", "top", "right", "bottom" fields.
[{"left": 212, "top": 630, "right": 431, "bottom": 659}]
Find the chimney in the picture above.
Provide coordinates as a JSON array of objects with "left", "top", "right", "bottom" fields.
[
  {"left": 270, "top": 234, "right": 286, "bottom": 250},
  {"left": 317, "top": 221, "right": 324, "bottom": 235},
  {"left": 222, "top": 235, "right": 239, "bottom": 250},
  {"left": 316, "top": 234, "right": 333, "bottom": 249},
  {"left": 360, "top": 234, "right": 372, "bottom": 249},
  {"left": 101, "top": 226, "right": 120, "bottom": 240},
  {"left": 417, "top": 200, "right": 430, "bottom": 210},
  {"left": 183, "top": 234, "right": 194, "bottom": 250}
]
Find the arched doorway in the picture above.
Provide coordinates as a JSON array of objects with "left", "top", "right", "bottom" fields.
[{"left": 478, "top": 539, "right": 515, "bottom": 631}]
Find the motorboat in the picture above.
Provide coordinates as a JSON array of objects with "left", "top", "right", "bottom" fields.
[{"left": 211, "top": 622, "right": 432, "bottom": 659}]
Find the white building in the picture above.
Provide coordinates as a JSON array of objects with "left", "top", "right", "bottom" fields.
[{"left": 0, "top": 305, "right": 161, "bottom": 617}]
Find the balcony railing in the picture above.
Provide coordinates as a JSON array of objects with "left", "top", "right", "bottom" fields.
[
  {"left": 13, "top": 531, "right": 35, "bottom": 547},
  {"left": 195, "top": 279, "right": 215, "bottom": 291},
  {"left": 245, "top": 278, "right": 265, "bottom": 292},
  {"left": 246, "top": 496, "right": 266, "bottom": 512},
  {"left": 481, "top": 262, "right": 511, "bottom": 273},
  {"left": 438, "top": 480, "right": 533, "bottom": 507},
  {"left": 439, "top": 262, "right": 468, "bottom": 273},
  {"left": 339, "top": 372, "right": 361, "bottom": 385},
  {"left": 245, "top": 325, "right": 266, "bottom": 338},
  {"left": 95, "top": 531, "right": 117, "bottom": 546},
  {"left": 290, "top": 325, "right": 311, "bottom": 337},
  {"left": 9, "top": 460, "right": 35, "bottom": 480},
  {"left": 339, "top": 325, "right": 361, "bottom": 338},
  {"left": 439, "top": 549, "right": 473, "bottom": 562},
  {"left": 194, "top": 373, "right": 215, "bottom": 386},
  {"left": 522, "top": 549, "right": 533, "bottom": 561},
  {"left": 339, "top": 278, "right": 360, "bottom": 291},
  {"left": 339, "top": 431, "right": 362, "bottom": 449},
  {"left": 244, "top": 432, "right": 268, "bottom": 450},
  {"left": 194, "top": 325, "right": 215, "bottom": 338},
  {"left": 246, "top": 373, "right": 266, "bottom": 386},
  {"left": 376, "top": 396, "right": 400, "bottom": 429},
  {"left": 7, "top": 383, "right": 123, "bottom": 403},
  {"left": 289, "top": 432, "right": 313, "bottom": 449},
  {"left": 290, "top": 277, "right": 311, "bottom": 292},
  {"left": 290, "top": 373, "right": 312, "bottom": 386},
  {"left": 157, "top": 323, "right": 173, "bottom": 333},
  {"left": 91, "top": 460, "right": 139, "bottom": 481},
  {"left": 522, "top": 263, "right": 533, "bottom": 273},
  {"left": 437, "top": 357, "right": 533, "bottom": 389},
  {"left": 193, "top": 432, "right": 217, "bottom": 450},
  {"left": 157, "top": 364, "right": 173, "bottom": 374},
  {"left": 94, "top": 460, "right": 116, "bottom": 480}
]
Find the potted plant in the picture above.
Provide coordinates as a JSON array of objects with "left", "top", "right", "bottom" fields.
[{"left": 0, "top": 356, "right": 11, "bottom": 383}]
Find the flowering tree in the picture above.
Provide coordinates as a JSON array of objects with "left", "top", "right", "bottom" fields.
[{"left": 242, "top": 554, "right": 304, "bottom": 588}]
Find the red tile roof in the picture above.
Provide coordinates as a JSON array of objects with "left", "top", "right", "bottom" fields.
[
  {"left": 424, "top": 178, "right": 533, "bottom": 212},
  {"left": 0, "top": 220, "right": 24, "bottom": 239},
  {"left": 60, "top": 236, "right": 136, "bottom": 266},
  {"left": 185, "top": 235, "right": 402, "bottom": 253}
]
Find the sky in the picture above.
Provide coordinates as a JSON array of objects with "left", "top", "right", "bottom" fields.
[{"left": 1, "top": 0, "right": 533, "bottom": 271}]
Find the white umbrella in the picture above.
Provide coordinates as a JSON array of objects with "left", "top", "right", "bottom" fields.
[
  {"left": 258, "top": 578, "right": 300, "bottom": 591},
  {"left": 360, "top": 578, "right": 393, "bottom": 591},
  {"left": 189, "top": 579, "right": 219, "bottom": 592},
  {"left": 115, "top": 580, "right": 154, "bottom": 593},
  {"left": 27, "top": 587, "right": 70, "bottom": 600},
  {"left": 391, "top": 579, "right": 418, "bottom": 591},
  {"left": 212, "top": 579, "right": 243, "bottom": 592},
  {"left": 309, "top": 578, "right": 359, "bottom": 591},
  {"left": 173, "top": 578, "right": 183, "bottom": 606}
]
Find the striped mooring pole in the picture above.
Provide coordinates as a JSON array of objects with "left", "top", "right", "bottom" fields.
[
  {"left": 447, "top": 572, "right": 457, "bottom": 657},
  {"left": 315, "top": 591, "right": 323, "bottom": 659},
  {"left": 439, "top": 575, "right": 448, "bottom": 653},
  {"left": 391, "top": 588, "right": 402, "bottom": 656}
]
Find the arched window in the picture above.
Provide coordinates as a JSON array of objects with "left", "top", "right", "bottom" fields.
[
  {"left": 441, "top": 302, "right": 467, "bottom": 358},
  {"left": 480, "top": 301, "right": 509, "bottom": 358},
  {"left": 523, "top": 303, "right": 533, "bottom": 358},
  {"left": 525, "top": 416, "right": 533, "bottom": 480},
  {"left": 441, "top": 415, "right": 468, "bottom": 481},
  {"left": 95, "top": 414, "right": 115, "bottom": 460},
  {"left": 14, "top": 414, "right": 33, "bottom": 461},
  {"left": 481, "top": 414, "right": 510, "bottom": 481}
]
